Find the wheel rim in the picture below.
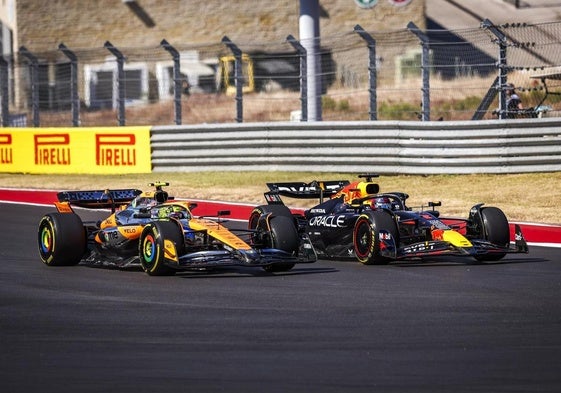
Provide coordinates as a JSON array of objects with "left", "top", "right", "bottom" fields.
[
  {"left": 142, "top": 234, "right": 156, "bottom": 265},
  {"left": 39, "top": 222, "right": 54, "bottom": 257},
  {"left": 354, "top": 218, "right": 373, "bottom": 260}
]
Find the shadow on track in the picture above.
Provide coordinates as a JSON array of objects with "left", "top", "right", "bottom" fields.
[
  {"left": 176, "top": 266, "right": 338, "bottom": 279},
  {"left": 77, "top": 259, "right": 338, "bottom": 279},
  {"left": 391, "top": 256, "right": 547, "bottom": 268}
]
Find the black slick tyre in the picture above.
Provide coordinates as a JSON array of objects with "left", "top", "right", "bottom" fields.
[
  {"left": 262, "top": 215, "right": 298, "bottom": 273},
  {"left": 248, "top": 204, "right": 293, "bottom": 230},
  {"left": 38, "top": 213, "right": 86, "bottom": 266},
  {"left": 353, "top": 211, "right": 397, "bottom": 265},
  {"left": 139, "top": 220, "right": 184, "bottom": 276},
  {"left": 474, "top": 207, "right": 509, "bottom": 261}
]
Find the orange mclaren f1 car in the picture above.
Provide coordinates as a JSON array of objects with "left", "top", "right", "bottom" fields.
[{"left": 38, "top": 182, "right": 316, "bottom": 275}]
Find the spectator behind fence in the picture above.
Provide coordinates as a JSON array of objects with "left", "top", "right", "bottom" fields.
[{"left": 506, "top": 83, "right": 523, "bottom": 116}]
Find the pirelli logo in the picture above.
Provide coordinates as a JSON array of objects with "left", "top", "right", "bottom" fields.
[
  {"left": 34, "top": 134, "right": 71, "bottom": 165},
  {"left": 96, "top": 134, "right": 136, "bottom": 166},
  {"left": 0, "top": 134, "right": 13, "bottom": 164},
  {"left": 0, "top": 128, "right": 149, "bottom": 174}
]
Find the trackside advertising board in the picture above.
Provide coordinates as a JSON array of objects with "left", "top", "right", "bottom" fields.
[{"left": 0, "top": 127, "right": 151, "bottom": 174}]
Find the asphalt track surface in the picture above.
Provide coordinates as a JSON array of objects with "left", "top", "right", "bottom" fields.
[{"left": 2, "top": 203, "right": 561, "bottom": 393}]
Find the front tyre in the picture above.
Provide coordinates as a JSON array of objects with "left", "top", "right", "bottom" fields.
[
  {"left": 474, "top": 207, "right": 509, "bottom": 261},
  {"left": 139, "top": 220, "right": 184, "bottom": 276},
  {"left": 262, "top": 215, "right": 298, "bottom": 273},
  {"left": 38, "top": 213, "right": 86, "bottom": 266},
  {"left": 353, "top": 211, "right": 397, "bottom": 265}
]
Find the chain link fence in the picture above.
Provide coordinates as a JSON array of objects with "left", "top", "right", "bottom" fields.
[{"left": 3, "top": 19, "right": 561, "bottom": 126}]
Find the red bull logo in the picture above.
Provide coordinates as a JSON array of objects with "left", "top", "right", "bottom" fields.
[
  {"left": 34, "top": 134, "right": 71, "bottom": 165},
  {"left": 96, "top": 134, "right": 136, "bottom": 166}
]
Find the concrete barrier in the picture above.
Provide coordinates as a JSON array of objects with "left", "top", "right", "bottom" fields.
[{"left": 151, "top": 118, "right": 561, "bottom": 174}]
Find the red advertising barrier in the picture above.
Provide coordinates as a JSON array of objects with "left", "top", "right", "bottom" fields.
[{"left": 1, "top": 188, "right": 560, "bottom": 247}]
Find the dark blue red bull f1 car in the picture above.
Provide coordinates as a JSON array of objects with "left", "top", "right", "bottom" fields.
[{"left": 249, "top": 174, "right": 528, "bottom": 264}]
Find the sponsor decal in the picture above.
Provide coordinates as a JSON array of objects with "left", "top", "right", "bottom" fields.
[
  {"left": 276, "top": 183, "right": 342, "bottom": 194},
  {"left": 379, "top": 232, "right": 392, "bottom": 240},
  {"left": 101, "top": 229, "right": 120, "bottom": 242},
  {"left": 265, "top": 193, "right": 282, "bottom": 203},
  {"left": 309, "top": 215, "right": 346, "bottom": 228},
  {"left": 96, "top": 134, "right": 137, "bottom": 166},
  {"left": 0, "top": 127, "right": 150, "bottom": 174},
  {"left": 0, "top": 134, "right": 12, "bottom": 164},
  {"left": 428, "top": 219, "right": 449, "bottom": 230},
  {"left": 118, "top": 226, "right": 141, "bottom": 238},
  {"left": 34, "top": 134, "right": 71, "bottom": 165},
  {"left": 403, "top": 242, "right": 435, "bottom": 254},
  {"left": 431, "top": 229, "right": 444, "bottom": 241}
]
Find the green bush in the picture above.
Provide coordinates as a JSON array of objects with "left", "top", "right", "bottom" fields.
[
  {"left": 322, "top": 97, "right": 352, "bottom": 113},
  {"left": 337, "top": 99, "right": 350, "bottom": 111},
  {"left": 322, "top": 96, "right": 337, "bottom": 110},
  {"left": 378, "top": 101, "right": 420, "bottom": 120}
]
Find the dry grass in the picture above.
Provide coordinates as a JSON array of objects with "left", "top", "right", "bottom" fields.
[{"left": 1, "top": 172, "right": 559, "bottom": 224}]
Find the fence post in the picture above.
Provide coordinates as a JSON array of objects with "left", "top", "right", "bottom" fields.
[
  {"left": 407, "top": 22, "right": 430, "bottom": 121},
  {"left": 58, "top": 43, "right": 80, "bottom": 126},
  {"left": 472, "top": 76, "right": 499, "bottom": 120},
  {"left": 299, "top": 0, "right": 321, "bottom": 121},
  {"left": 287, "top": 35, "right": 308, "bottom": 122},
  {"left": 19, "top": 46, "right": 40, "bottom": 127},
  {"left": 353, "top": 24, "right": 377, "bottom": 121},
  {"left": 481, "top": 19, "right": 508, "bottom": 120},
  {"left": 161, "top": 39, "right": 182, "bottom": 125},
  {"left": 0, "top": 57, "right": 9, "bottom": 127},
  {"left": 104, "top": 41, "right": 126, "bottom": 126},
  {"left": 221, "top": 36, "right": 243, "bottom": 123}
]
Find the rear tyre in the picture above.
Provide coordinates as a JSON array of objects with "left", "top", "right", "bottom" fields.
[
  {"left": 353, "top": 211, "right": 397, "bottom": 265},
  {"left": 139, "top": 220, "right": 184, "bottom": 276},
  {"left": 248, "top": 204, "right": 293, "bottom": 230},
  {"left": 262, "top": 215, "right": 298, "bottom": 273},
  {"left": 474, "top": 207, "right": 509, "bottom": 261},
  {"left": 38, "top": 213, "right": 86, "bottom": 266}
]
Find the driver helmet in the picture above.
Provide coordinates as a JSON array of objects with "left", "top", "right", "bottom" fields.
[
  {"left": 158, "top": 205, "right": 189, "bottom": 219},
  {"left": 374, "top": 196, "right": 392, "bottom": 210}
]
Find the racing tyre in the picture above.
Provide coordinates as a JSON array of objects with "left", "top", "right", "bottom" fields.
[
  {"left": 474, "top": 207, "right": 509, "bottom": 261},
  {"left": 262, "top": 215, "right": 298, "bottom": 273},
  {"left": 139, "top": 220, "right": 184, "bottom": 276},
  {"left": 38, "top": 213, "right": 86, "bottom": 266},
  {"left": 353, "top": 211, "right": 397, "bottom": 265},
  {"left": 248, "top": 204, "right": 293, "bottom": 230}
]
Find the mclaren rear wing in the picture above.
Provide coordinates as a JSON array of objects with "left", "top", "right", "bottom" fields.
[
  {"left": 57, "top": 188, "right": 142, "bottom": 209},
  {"left": 265, "top": 180, "right": 349, "bottom": 204}
]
